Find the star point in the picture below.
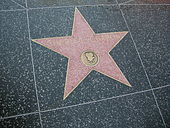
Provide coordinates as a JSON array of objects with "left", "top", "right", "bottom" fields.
[{"left": 32, "top": 8, "right": 131, "bottom": 100}]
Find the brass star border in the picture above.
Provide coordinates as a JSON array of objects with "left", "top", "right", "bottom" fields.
[{"left": 32, "top": 8, "right": 131, "bottom": 100}]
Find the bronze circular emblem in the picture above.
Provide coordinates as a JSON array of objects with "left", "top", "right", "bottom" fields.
[{"left": 81, "top": 51, "right": 99, "bottom": 66}]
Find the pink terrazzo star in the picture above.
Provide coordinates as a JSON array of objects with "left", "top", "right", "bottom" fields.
[{"left": 32, "top": 8, "right": 131, "bottom": 100}]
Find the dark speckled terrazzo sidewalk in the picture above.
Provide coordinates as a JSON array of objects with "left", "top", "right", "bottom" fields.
[{"left": 0, "top": 0, "right": 170, "bottom": 128}]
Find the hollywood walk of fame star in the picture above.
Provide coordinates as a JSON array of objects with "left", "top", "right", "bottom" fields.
[{"left": 32, "top": 8, "right": 131, "bottom": 100}]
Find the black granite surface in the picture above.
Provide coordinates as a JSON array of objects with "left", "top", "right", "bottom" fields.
[
  {"left": 0, "top": 114, "right": 41, "bottom": 128},
  {"left": 122, "top": 0, "right": 170, "bottom": 4},
  {"left": 0, "top": 0, "right": 24, "bottom": 10},
  {"left": 121, "top": 5, "right": 170, "bottom": 88},
  {"left": 27, "top": 0, "right": 117, "bottom": 8},
  {"left": 154, "top": 86, "right": 170, "bottom": 128},
  {"left": 41, "top": 91, "right": 165, "bottom": 128},
  {"left": 0, "top": 11, "right": 38, "bottom": 118},
  {"left": 0, "top": 0, "right": 169, "bottom": 128},
  {"left": 117, "top": 0, "right": 130, "bottom": 4},
  {"left": 14, "top": 0, "right": 26, "bottom": 7}
]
